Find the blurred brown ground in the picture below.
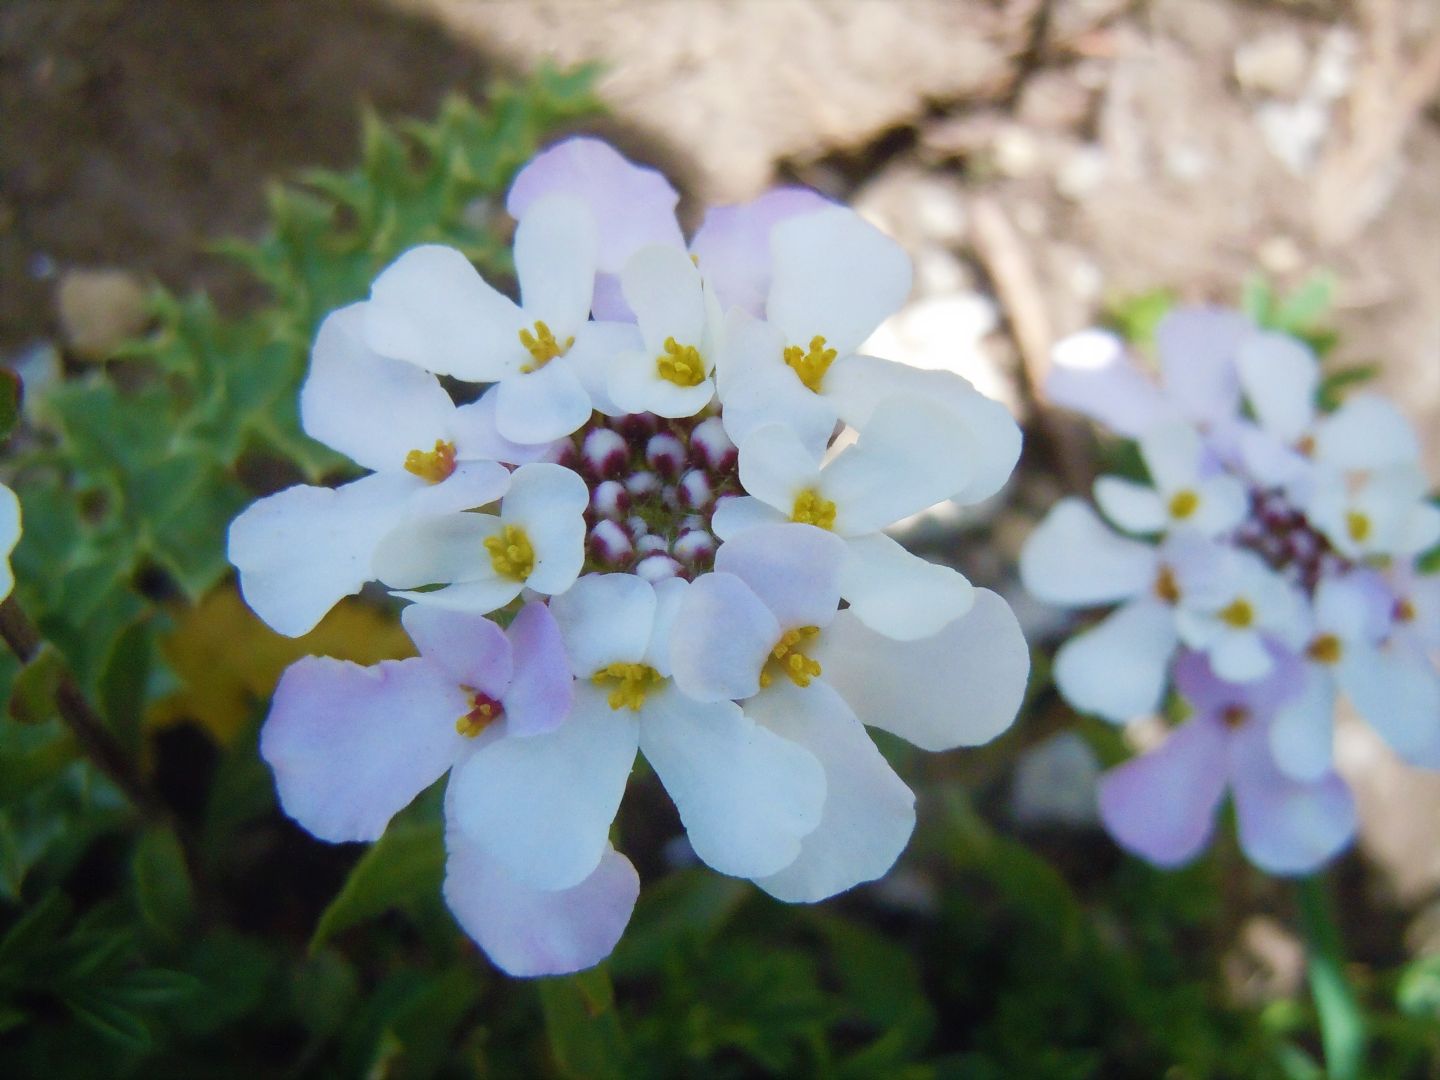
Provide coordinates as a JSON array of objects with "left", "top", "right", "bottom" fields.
[{"left": 2, "top": 0, "right": 1438, "bottom": 941}]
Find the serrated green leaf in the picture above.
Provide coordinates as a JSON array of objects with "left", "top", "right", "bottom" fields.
[{"left": 310, "top": 820, "right": 445, "bottom": 948}]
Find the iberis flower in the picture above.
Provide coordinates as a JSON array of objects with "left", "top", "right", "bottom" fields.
[
  {"left": 0, "top": 482, "right": 19, "bottom": 602},
  {"left": 229, "top": 138, "right": 1030, "bottom": 976},
  {"left": 1022, "top": 306, "right": 1440, "bottom": 874}
]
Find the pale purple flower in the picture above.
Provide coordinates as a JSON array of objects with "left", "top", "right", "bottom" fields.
[{"left": 1098, "top": 648, "right": 1355, "bottom": 875}]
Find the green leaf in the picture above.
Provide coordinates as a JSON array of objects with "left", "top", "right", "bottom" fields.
[
  {"left": 1397, "top": 954, "right": 1440, "bottom": 1019},
  {"left": 292, "top": 948, "right": 360, "bottom": 1038},
  {"left": 1103, "top": 288, "right": 1175, "bottom": 348},
  {"left": 8, "top": 643, "right": 64, "bottom": 726},
  {"left": 310, "top": 820, "right": 445, "bottom": 948},
  {"left": 64, "top": 991, "right": 152, "bottom": 1051},
  {"left": 98, "top": 618, "right": 154, "bottom": 752},
  {"left": 131, "top": 827, "right": 195, "bottom": 939},
  {"left": 1272, "top": 273, "right": 1336, "bottom": 333},
  {"left": 538, "top": 966, "right": 628, "bottom": 1080},
  {"left": 609, "top": 868, "right": 747, "bottom": 977},
  {"left": 1316, "top": 364, "right": 1380, "bottom": 412}
]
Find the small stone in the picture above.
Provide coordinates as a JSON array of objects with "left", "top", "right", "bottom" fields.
[
  {"left": 1257, "top": 235, "right": 1304, "bottom": 275},
  {"left": 56, "top": 268, "right": 150, "bottom": 361},
  {"left": 1056, "top": 145, "right": 1109, "bottom": 201},
  {"left": 1233, "top": 32, "right": 1309, "bottom": 98},
  {"left": 994, "top": 127, "right": 1042, "bottom": 179},
  {"left": 1010, "top": 731, "right": 1102, "bottom": 827}
]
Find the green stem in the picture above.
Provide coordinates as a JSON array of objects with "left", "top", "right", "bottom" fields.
[{"left": 1297, "top": 874, "right": 1366, "bottom": 1080}]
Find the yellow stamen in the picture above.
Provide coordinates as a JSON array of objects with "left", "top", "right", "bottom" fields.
[
  {"left": 1296, "top": 434, "right": 1316, "bottom": 457},
  {"left": 790, "top": 488, "right": 836, "bottom": 530},
  {"left": 518, "top": 320, "right": 574, "bottom": 373},
  {"left": 1396, "top": 598, "right": 1416, "bottom": 623},
  {"left": 782, "top": 335, "right": 838, "bottom": 393},
  {"left": 484, "top": 524, "right": 535, "bottom": 581},
  {"left": 655, "top": 337, "right": 707, "bottom": 388},
  {"left": 592, "top": 662, "right": 663, "bottom": 711},
  {"left": 456, "top": 691, "right": 503, "bottom": 737},
  {"left": 1306, "top": 634, "right": 1343, "bottom": 665},
  {"left": 1153, "top": 565, "right": 1181, "bottom": 605},
  {"left": 759, "top": 626, "right": 823, "bottom": 689},
  {"left": 1345, "top": 511, "right": 1371, "bottom": 544},
  {"left": 1168, "top": 488, "right": 1200, "bottom": 520},
  {"left": 1219, "top": 598, "right": 1255, "bottom": 629},
  {"left": 403, "top": 439, "right": 457, "bottom": 484}
]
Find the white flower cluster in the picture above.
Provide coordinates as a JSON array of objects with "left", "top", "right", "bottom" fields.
[
  {"left": 1022, "top": 309, "right": 1439, "bottom": 874},
  {"left": 229, "top": 139, "right": 1030, "bottom": 976}
]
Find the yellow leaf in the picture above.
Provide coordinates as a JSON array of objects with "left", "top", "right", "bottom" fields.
[{"left": 150, "top": 586, "right": 414, "bottom": 743}]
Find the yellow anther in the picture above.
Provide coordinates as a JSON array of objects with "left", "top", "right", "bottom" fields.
[
  {"left": 1168, "top": 488, "right": 1200, "bottom": 520},
  {"left": 1345, "top": 511, "right": 1372, "bottom": 544},
  {"left": 1396, "top": 598, "right": 1416, "bottom": 624},
  {"left": 1306, "top": 634, "right": 1343, "bottom": 665},
  {"left": 518, "top": 320, "right": 574, "bottom": 373},
  {"left": 1153, "top": 565, "right": 1181, "bottom": 605},
  {"left": 484, "top": 524, "right": 535, "bottom": 581},
  {"left": 592, "top": 662, "right": 663, "bottom": 711},
  {"left": 404, "top": 439, "right": 457, "bottom": 484},
  {"left": 656, "top": 337, "right": 707, "bottom": 388},
  {"left": 1218, "top": 598, "right": 1255, "bottom": 629},
  {"left": 759, "top": 626, "right": 823, "bottom": 689},
  {"left": 782, "top": 335, "right": 838, "bottom": 393},
  {"left": 1296, "top": 434, "right": 1316, "bottom": 457},
  {"left": 456, "top": 691, "right": 503, "bottom": 738},
  {"left": 790, "top": 488, "right": 837, "bottom": 530}
]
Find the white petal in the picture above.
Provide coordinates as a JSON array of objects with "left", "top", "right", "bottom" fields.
[
  {"left": 366, "top": 245, "right": 521, "bottom": 380},
  {"left": 1338, "top": 643, "right": 1440, "bottom": 768},
  {"left": 839, "top": 533, "right": 974, "bottom": 640},
  {"left": 824, "top": 355, "right": 1022, "bottom": 505},
  {"left": 566, "top": 320, "right": 644, "bottom": 417},
  {"left": 229, "top": 473, "right": 412, "bottom": 637},
  {"left": 1189, "top": 475, "right": 1249, "bottom": 535},
  {"left": 767, "top": 207, "right": 911, "bottom": 355},
  {"left": 718, "top": 311, "right": 838, "bottom": 455},
  {"left": 449, "top": 390, "right": 565, "bottom": 465},
  {"left": 503, "top": 463, "right": 589, "bottom": 596},
  {"left": 1235, "top": 331, "right": 1318, "bottom": 443},
  {"left": 300, "top": 304, "right": 456, "bottom": 472},
  {"left": 669, "top": 571, "right": 779, "bottom": 702},
  {"left": 514, "top": 195, "right": 598, "bottom": 333},
  {"left": 444, "top": 821, "right": 638, "bottom": 978},
  {"left": 0, "top": 483, "right": 18, "bottom": 602},
  {"left": 373, "top": 512, "right": 497, "bottom": 589},
  {"left": 1046, "top": 330, "right": 1178, "bottom": 437},
  {"left": 261, "top": 656, "right": 466, "bottom": 842},
  {"left": 607, "top": 348, "right": 715, "bottom": 419},
  {"left": 1209, "top": 631, "right": 1273, "bottom": 683},
  {"left": 710, "top": 496, "right": 787, "bottom": 540},
  {"left": 1314, "top": 395, "right": 1420, "bottom": 471},
  {"left": 404, "top": 461, "right": 511, "bottom": 519},
  {"left": 645, "top": 576, "right": 689, "bottom": 676},
  {"left": 714, "top": 523, "right": 844, "bottom": 630},
  {"left": 621, "top": 245, "right": 707, "bottom": 353},
  {"left": 1018, "top": 498, "right": 1157, "bottom": 607},
  {"left": 1053, "top": 599, "right": 1177, "bottom": 722},
  {"left": 736, "top": 422, "right": 822, "bottom": 516},
  {"left": 1155, "top": 307, "right": 1248, "bottom": 424},
  {"left": 691, "top": 187, "right": 833, "bottom": 316},
  {"left": 1269, "top": 664, "right": 1336, "bottom": 782},
  {"left": 824, "top": 395, "right": 975, "bottom": 534},
  {"left": 550, "top": 573, "right": 657, "bottom": 676},
  {"left": 494, "top": 362, "right": 592, "bottom": 444},
  {"left": 1138, "top": 422, "right": 1202, "bottom": 492},
  {"left": 1093, "top": 476, "right": 1167, "bottom": 534},
  {"left": 640, "top": 686, "right": 825, "bottom": 878},
  {"left": 505, "top": 136, "right": 684, "bottom": 272},
  {"left": 750, "top": 681, "right": 914, "bottom": 902},
  {"left": 812, "top": 590, "right": 1029, "bottom": 750},
  {"left": 394, "top": 578, "right": 523, "bottom": 616},
  {"left": 450, "top": 685, "right": 638, "bottom": 890}
]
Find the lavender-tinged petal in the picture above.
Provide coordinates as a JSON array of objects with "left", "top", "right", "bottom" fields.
[
  {"left": 261, "top": 656, "right": 468, "bottom": 843},
  {"left": 503, "top": 601, "right": 575, "bottom": 737},
  {"left": 690, "top": 187, "right": 833, "bottom": 317},
  {"left": 1097, "top": 716, "right": 1230, "bottom": 868},
  {"left": 401, "top": 605, "right": 513, "bottom": 697}
]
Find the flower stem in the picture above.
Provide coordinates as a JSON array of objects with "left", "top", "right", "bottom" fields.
[
  {"left": 0, "top": 596, "right": 169, "bottom": 822},
  {"left": 1297, "top": 873, "right": 1366, "bottom": 1080}
]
